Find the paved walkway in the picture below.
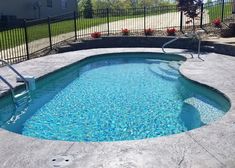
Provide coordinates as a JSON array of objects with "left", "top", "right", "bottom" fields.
[
  {"left": 207, "top": 37, "right": 235, "bottom": 46},
  {"left": 0, "top": 48, "right": 235, "bottom": 168}
]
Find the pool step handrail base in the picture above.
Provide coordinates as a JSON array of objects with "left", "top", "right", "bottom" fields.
[
  {"left": 0, "top": 59, "right": 31, "bottom": 110},
  {"left": 162, "top": 31, "right": 205, "bottom": 61}
]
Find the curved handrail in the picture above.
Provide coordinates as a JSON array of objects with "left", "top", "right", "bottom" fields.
[
  {"left": 0, "top": 75, "right": 16, "bottom": 105},
  {"left": 0, "top": 75, "right": 14, "bottom": 90},
  {"left": 0, "top": 59, "right": 29, "bottom": 91},
  {"left": 162, "top": 35, "right": 194, "bottom": 59},
  {"left": 162, "top": 36, "right": 180, "bottom": 54},
  {"left": 162, "top": 32, "right": 204, "bottom": 61},
  {"left": 0, "top": 59, "right": 31, "bottom": 122}
]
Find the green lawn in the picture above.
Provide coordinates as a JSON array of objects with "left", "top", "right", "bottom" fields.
[
  {"left": 206, "top": 2, "right": 233, "bottom": 22},
  {"left": 1, "top": 3, "right": 233, "bottom": 51},
  {"left": 0, "top": 16, "right": 142, "bottom": 50},
  {"left": 0, "top": 7, "right": 178, "bottom": 50},
  {"left": 0, "top": 17, "right": 119, "bottom": 50},
  {"left": 28, "top": 16, "right": 124, "bottom": 42}
]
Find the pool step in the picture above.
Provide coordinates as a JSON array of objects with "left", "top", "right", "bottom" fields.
[
  {"left": 183, "top": 97, "right": 224, "bottom": 124},
  {"left": 168, "top": 61, "right": 182, "bottom": 71},
  {"left": 179, "top": 103, "right": 204, "bottom": 130},
  {"left": 14, "top": 91, "right": 29, "bottom": 99},
  {"left": 14, "top": 91, "right": 31, "bottom": 108},
  {"left": 159, "top": 62, "right": 179, "bottom": 76},
  {"left": 145, "top": 59, "right": 169, "bottom": 64},
  {"left": 15, "top": 97, "right": 30, "bottom": 107},
  {"left": 149, "top": 64, "right": 178, "bottom": 81}
]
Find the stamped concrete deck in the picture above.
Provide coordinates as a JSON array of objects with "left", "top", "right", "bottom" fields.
[{"left": 0, "top": 48, "right": 235, "bottom": 168}]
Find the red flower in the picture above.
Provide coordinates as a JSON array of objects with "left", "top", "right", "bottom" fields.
[
  {"left": 91, "top": 32, "right": 101, "bottom": 38},
  {"left": 122, "top": 28, "right": 130, "bottom": 35},
  {"left": 144, "top": 28, "right": 154, "bottom": 35},
  {"left": 212, "top": 18, "right": 221, "bottom": 27},
  {"left": 167, "top": 28, "right": 176, "bottom": 36}
]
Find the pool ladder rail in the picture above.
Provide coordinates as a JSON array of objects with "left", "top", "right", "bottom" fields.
[
  {"left": 0, "top": 59, "right": 32, "bottom": 110},
  {"left": 162, "top": 30, "right": 205, "bottom": 61}
]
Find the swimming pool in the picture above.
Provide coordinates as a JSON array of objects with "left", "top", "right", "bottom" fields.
[{"left": 0, "top": 53, "right": 230, "bottom": 142}]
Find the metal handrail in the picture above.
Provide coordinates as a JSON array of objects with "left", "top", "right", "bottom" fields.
[
  {"left": 0, "top": 75, "right": 16, "bottom": 104},
  {"left": 0, "top": 76, "right": 14, "bottom": 90},
  {"left": 162, "top": 34, "right": 194, "bottom": 59},
  {"left": 0, "top": 59, "right": 29, "bottom": 91},
  {"left": 162, "top": 36, "right": 180, "bottom": 53},
  {"left": 162, "top": 32, "right": 204, "bottom": 61}
]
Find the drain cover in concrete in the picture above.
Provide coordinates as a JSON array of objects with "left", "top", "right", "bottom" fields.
[{"left": 49, "top": 154, "right": 74, "bottom": 167}]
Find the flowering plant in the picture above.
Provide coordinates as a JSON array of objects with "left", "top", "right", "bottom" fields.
[
  {"left": 91, "top": 32, "right": 101, "bottom": 38},
  {"left": 167, "top": 28, "right": 176, "bottom": 36},
  {"left": 212, "top": 18, "right": 222, "bottom": 28},
  {"left": 177, "top": 0, "right": 202, "bottom": 32},
  {"left": 122, "top": 28, "right": 130, "bottom": 35},
  {"left": 144, "top": 28, "right": 155, "bottom": 36}
]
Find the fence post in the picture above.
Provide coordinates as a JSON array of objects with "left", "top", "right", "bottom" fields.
[
  {"left": 200, "top": 3, "right": 204, "bottom": 28},
  {"left": 23, "top": 20, "right": 30, "bottom": 60},
  {"left": 74, "top": 11, "right": 78, "bottom": 40},
  {"left": 144, "top": 6, "right": 146, "bottom": 34},
  {"left": 47, "top": 17, "right": 52, "bottom": 50},
  {"left": 180, "top": 11, "right": 183, "bottom": 31},
  {"left": 107, "top": 8, "right": 110, "bottom": 36},
  {"left": 221, "top": 0, "right": 225, "bottom": 22}
]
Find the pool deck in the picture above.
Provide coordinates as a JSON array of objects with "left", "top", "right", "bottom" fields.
[{"left": 0, "top": 48, "right": 235, "bottom": 168}]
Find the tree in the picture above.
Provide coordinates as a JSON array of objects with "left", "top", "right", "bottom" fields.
[
  {"left": 92, "top": 0, "right": 109, "bottom": 10},
  {"left": 176, "top": 0, "right": 202, "bottom": 31},
  {"left": 233, "top": 0, "right": 235, "bottom": 14},
  {"left": 205, "top": 0, "right": 212, "bottom": 4},
  {"left": 83, "top": 0, "right": 93, "bottom": 18},
  {"left": 138, "top": 0, "right": 160, "bottom": 8}
]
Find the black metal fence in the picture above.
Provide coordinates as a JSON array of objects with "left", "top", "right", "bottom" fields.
[{"left": 0, "top": 0, "right": 233, "bottom": 66}]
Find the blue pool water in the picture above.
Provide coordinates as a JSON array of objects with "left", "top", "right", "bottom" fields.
[{"left": 0, "top": 53, "right": 230, "bottom": 142}]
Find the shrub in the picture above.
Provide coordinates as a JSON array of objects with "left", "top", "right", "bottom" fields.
[
  {"left": 144, "top": 28, "right": 155, "bottom": 36},
  {"left": 212, "top": 18, "right": 222, "bottom": 28},
  {"left": 91, "top": 32, "right": 101, "bottom": 38},
  {"left": 122, "top": 28, "right": 130, "bottom": 36},
  {"left": 83, "top": 0, "right": 93, "bottom": 18},
  {"left": 167, "top": 28, "right": 176, "bottom": 36},
  {"left": 176, "top": 0, "right": 202, "bottom": 31}
]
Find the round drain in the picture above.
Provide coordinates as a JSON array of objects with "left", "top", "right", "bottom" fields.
[{"left": 49, "top": 154, "right": 74, "bottom": 167}]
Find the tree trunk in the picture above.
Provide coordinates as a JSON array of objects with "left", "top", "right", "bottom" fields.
[
  {"left": 233, "top": 0, "right": 235, "bottom": 14},
  {"left": 193, "top": 18, "right": 195, "bottom": 33}
]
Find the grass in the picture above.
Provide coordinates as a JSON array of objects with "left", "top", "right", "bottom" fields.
[
  {"left": 1, "top": 3, "right": 233, "bottom": 51},
  {"left": 0, "top": 8, "right": 178, "bottom": 51},
  {"left": 0, "top": 17, "right": 118, "bottom": 50},
  {"left": 0, "top": 16, "right": 142, "bottom": 50},
  {"left": 206, "top": 2, "right": 233, "bottom": 22}
]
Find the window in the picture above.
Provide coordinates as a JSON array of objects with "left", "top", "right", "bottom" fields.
[
  {"left": 61, "top": 0, "right": 68, "bottom": 9},
  {"left": 47, "top": 0, "right": 52, "bottom": 8}
]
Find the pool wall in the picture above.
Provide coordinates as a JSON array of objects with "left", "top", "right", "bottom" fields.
[
  {"left": 58, "top": 36, "right": 235, "bottom": 57},
  {"left": 0, "top": 50, "right": 230, "bottom": 112},
  {"left": 0, "top": 52, "right": 230, "bottom": 140},
  {"left": 0, "top": 50, "right": 231, "bottom": 134}
]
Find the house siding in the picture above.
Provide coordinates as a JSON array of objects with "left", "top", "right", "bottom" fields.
[{"left": 0, "top": 0, "right": 77, "bottom": 20}]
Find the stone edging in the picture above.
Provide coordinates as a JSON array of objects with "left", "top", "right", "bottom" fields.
[{"left": 58, "top": 36, "right": 235, "bottom": 57}]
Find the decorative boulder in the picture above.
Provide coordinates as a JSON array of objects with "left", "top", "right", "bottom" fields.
[
  {"left": 221, "top": 23, "right": 235, "bottom": 38},
  {"left": 221, "top": 28, "right": 234, "bottom": 38}
]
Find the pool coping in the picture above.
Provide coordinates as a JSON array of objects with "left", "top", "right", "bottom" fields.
[{"left": 0, "top": 48, "right": 235, "bottom": 167}]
